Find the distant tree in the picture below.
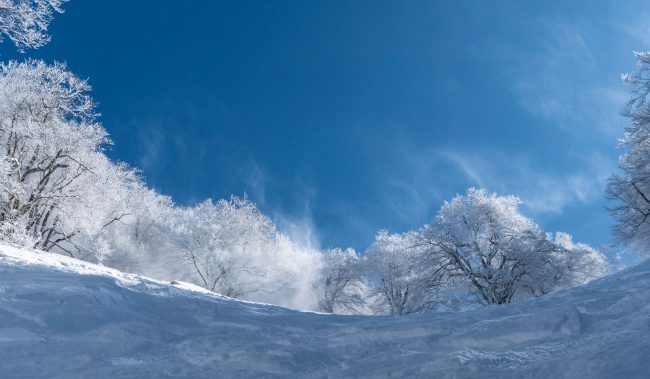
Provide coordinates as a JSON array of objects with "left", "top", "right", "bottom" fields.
[
  {"left": 607, "top": 52, "right": 650, "bottom": 257},
  {"left": 364, "top": 230, "right": 439, "bottom": 315},
  {"left": 69, "top": 159, "right": 173, "bottom": 265},
  {"left": 420, "top": 188, "right": 608, "bottom": 305},
  {"left": 513, "top": 232, "right": 605, "bottom": 298},
  {"left": 553, "top": 232, "right": 610, "bottom": 287},
  {"left": 420, "top": 189, "right": 544, "bottom": 304},
  {"left": 172, "top": 197, "right": 282, "bottom": 298},
  {"left": 316, "top": 247, "right": 365, "bottom": 313},
  {"left": 0, "top": 0, "right": 67, "bottom": 51}
]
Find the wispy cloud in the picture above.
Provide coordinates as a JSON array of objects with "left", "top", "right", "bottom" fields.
[
  {"left": 138, "top": 126, "right": 165, "bottom": 174},
  {"left": 374, "top": 150, "right": 443, "bottom": 225},
  {"left": 439, "top": 148, "right": 613, "bottom": 215},
  {"left": 498, "top": 20, "right": 628, "bottom": 139},
  {"left": 618, "top": 5, "right": 650, "bottom": 47}
]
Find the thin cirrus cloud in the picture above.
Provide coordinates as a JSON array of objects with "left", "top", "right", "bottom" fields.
[
  {"left": 439, "top": 149, "right": 613, "bottom": 215},
  {"left": 367, "top": 6, "right": 634, "bottom": 234},
  {"left": 500, "top": 20, "right": 628, "bottom": 140},
  {"left": 376, "top": 144, "right": 613, "bottom": 230}
]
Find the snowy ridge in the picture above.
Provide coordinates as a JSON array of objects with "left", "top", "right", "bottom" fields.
[
  {"left": 0, "top": 243, "right": 648, "bottom": 378},
  {"left": 0, "top": 243, "right": 218, "bottom": 297}
]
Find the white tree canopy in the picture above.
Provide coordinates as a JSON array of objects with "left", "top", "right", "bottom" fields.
[
  {"left": 0, "top": 0, "right": 67, "bottom": 51},
  {"left": 421, "top": 188, "right": 609, "bottom": 305},
  {"left": 316, "top": 247, "right": 366, "bottom": 314},
  {"left": 607, "top": 52, "right": 650, "bottom": 257},
  {"left": 364, "top": 230, "right": 440, "bottom": 315},
  {"left": 0, "top": 60, "right": 106, "bottom": 254}
]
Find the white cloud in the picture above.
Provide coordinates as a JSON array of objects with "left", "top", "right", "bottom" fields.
[
  {"left": 439, "top": 149, "right": 613, "bottom": 215},
  {"left": 370, "top": 140, "right": 614, "bottom": 227},
  {"left": 618, "top": 6, "right": 650, "bottom": 47},
  {"left": 500, "top": 20, "right": 628, "bottom": 139}
]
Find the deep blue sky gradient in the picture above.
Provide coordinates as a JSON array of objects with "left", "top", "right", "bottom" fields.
[{"left": 4, "top": 1, "right": 648, "bottom": 254}]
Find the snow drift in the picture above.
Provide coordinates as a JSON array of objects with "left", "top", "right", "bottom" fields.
[{"left": 0, "top": 243, "right": 648, "bottom": 378}]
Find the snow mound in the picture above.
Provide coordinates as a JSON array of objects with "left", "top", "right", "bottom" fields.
[{"left": 0, "top": 243, "right": 648, "bottom": 378}]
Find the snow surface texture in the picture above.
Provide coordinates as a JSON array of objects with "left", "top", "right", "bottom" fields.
[{"left": 0, "top": 244, "right": 648, "bottom": 378}]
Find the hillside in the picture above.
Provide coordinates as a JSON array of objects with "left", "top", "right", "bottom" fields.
[{"left": 0, "top": 244, "right": 648, "bottom": 378}]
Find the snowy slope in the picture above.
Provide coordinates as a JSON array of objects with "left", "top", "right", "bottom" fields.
[{"left": 0, "top": 244, "right": 648, "bottom": 378}]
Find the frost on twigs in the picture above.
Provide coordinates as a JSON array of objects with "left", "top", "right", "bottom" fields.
[
  {"left": 0, "top": 0, "right": 67, "bottom": 51},
  {"left": 607, "top": 52, "right": 650, "bottom": 257}
]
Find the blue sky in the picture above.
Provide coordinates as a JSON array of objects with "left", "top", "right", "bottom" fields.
[{"left": 5, "top": 1, "right": 649, "bottom": 253}]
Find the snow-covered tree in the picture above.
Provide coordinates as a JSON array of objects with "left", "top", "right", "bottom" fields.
[
  {"left": 0, "top": 59, "right": 175, "bottom": 266},
  {"left": 0, "top": 0, "right": 67, "bottom": 51},
  {"left": 0, "top": 60, "right": 109, "bottom": 255},
  {"left": 553, "top": 232, "right": 610, "bottom": 288},
  {"left": 607, "top": 52, "right": 650, "bottom": 257},
  {"left": 517, "top": 232, "right": 610, "bottom": 297},
  {"left": 316, "top": 247, "right": 365, "bottom": 314},
  {"left": 420, "top": 189, "right": 541, "bottom": 304},
  {"left": 166, "top": 197, "right": 324, "bottom": 309},
  {"left": 0, "top": 61, "right": 324, "bottom": 308},
  {"left": 419, "top": 188, "right": 607, "bottom": 305},
  {"left": 364, "top": 230, "right": 440, "bottom": 315},
  {"left": 172, "top": 197, "right": 283, "bottom": 298},
  {"left": 70, "top": 160, "right": 174, "bottom": 266}
]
